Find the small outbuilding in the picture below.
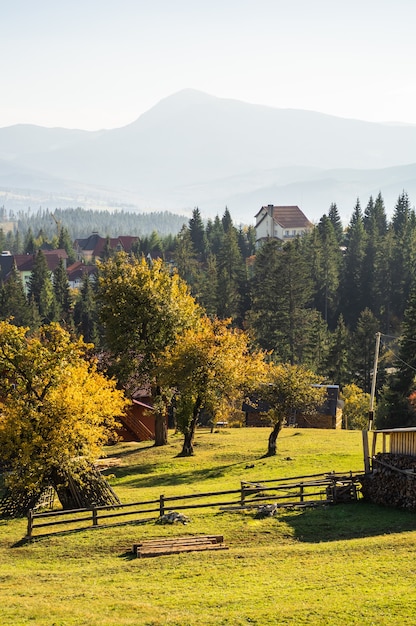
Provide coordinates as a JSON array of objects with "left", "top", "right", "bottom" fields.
[{"left": 361, "top": 427, "right": 416, "bottom": 510}]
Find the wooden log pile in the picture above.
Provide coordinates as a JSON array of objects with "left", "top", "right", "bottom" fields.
[
  {"left": 133, "top": 535, "right": 228, "bottom": 558},
  {"left": 360, "top": 453, "right": 416, "bottom": 510}
]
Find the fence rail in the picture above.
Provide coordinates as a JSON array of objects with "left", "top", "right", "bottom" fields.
[{"left": 26, "top": 471, "right": 363, "bottom": 539}]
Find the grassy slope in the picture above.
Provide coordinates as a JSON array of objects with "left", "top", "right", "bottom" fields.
[{"left": 1, "top": 427, "right": 416, "bottom": 625}]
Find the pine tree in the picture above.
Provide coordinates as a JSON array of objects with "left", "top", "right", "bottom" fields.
[
  {"left": 27, "top": 250, "right": 56, "bottom": 322},
  {"left": 315, "top": 215, "right": 342, "bottom": 327},
  {"left": 174, "top": 226, "right": 201, "bottom": 293},
  {"left": 342, "top": 200, "right": 367, "bottom": 327},
  {"left": 188, "top": 207, "right": 206, "bottom": 260},
  {"left": 24, "top": 228, "right": 36, "bottom": 254},
  {"left": 73, "top": 273, "right": 99, "bottom": 345},
  {"left": 377, "top": 286, "right": 416, "bottom": 427},
  {"left": 216, "top": 225, "right": 246, "bottom": 323},
  {"left": 53, "top": 258, "right": 72, "bottom": 320},
  {"left": 390, "top": 193, "right": 416, "bottom": 322},
  {"left": 58, "top": 226, "right": 76, "bottom": 264},
  {"left": 249, "top": 238, "right": 313, "bottom": 363},
  {"left": 327, "top": 202, "right": 344, "bottom": 245},
  {"left": 350, "top": 308, "right": 380, "bottom": 393},
  {"left": 325, "top": 314, "right": 351, "bottom": 387},
  {"left": 198, "top": 253, "right": 219, "bottom": 318},
  {"left": 0, "top": 263, "right": 32, "bottom": 326},
  {"left": 362, "top": 195, "right": 386, "bottom": 313},
  {"left": 206, "top": 215, "right": 224, "bottom": 256}
]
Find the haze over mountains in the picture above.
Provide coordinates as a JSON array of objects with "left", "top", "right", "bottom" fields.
[{"left": 1, "top": 89, "right": 416, "bottom": 225}]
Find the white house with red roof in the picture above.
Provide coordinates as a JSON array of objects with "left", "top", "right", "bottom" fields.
[{"left": 255, "top": 205, "right": 313, "bottom": 244}]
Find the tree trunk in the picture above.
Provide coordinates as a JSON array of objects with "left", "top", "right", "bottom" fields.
[
  {"left": 154, "top": 411, "right": 168, "bottom": 446},
  {"left": 267, "top": 419, "right": 283, "bottom": 456},
  {"left": 153, "top": 385, "right": 168, "bottom": 446},
  {"left": 180, "top": 397, "right": 202, "bottom": 456}
]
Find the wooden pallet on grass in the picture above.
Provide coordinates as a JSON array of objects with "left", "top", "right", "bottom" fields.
[{"left": 133, "top": 534, "right": 228, "bottom": 557}]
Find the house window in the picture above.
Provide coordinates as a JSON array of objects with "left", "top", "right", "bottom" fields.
[
  {"left": 292, "top": 230, "right": 296, "bottom": 236},
  {"left": 285, "top": 230, "right": 289, "bottom": 237}
]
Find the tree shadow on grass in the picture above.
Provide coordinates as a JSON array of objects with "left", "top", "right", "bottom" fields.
[
  {"left": 280, "top": 501, "right": 416, "bottom": 543},
  {"left": 110, "top": 462, "right": 246, "bottom": 488}
]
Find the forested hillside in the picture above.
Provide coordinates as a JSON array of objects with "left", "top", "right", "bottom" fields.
[
  {"left": 0, "top": 206, "right": 188, "bottom": 241},
  {"left": 1, "top": 192, "right": 416, "bottom": 428}
]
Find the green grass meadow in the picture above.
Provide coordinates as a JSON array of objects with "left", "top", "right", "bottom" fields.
[{"left": 1, "top": 427, "right": 416, "bottom": 625}]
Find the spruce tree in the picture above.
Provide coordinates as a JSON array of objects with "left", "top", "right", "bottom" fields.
[
  {"left": 58, "top": 226, "right": 76, "bottom": 264},
  {"left": 73, "top": 273, "right": 99, "bottom": 345},
  {"left": 377, "top": 286, "right": 416, "bottom": 427},
  {"left": 325, "top": 314, "right": 351, "bottom": 387},
  {"left": 350, "top": 308, "right": 380, "bottom": 393},
  {"left": 188, "top": 207, "right": 206, "bottom": 260},
  {"left": 53, "top": 258, "right": 71, "bottom": 321},
  {"left": 342, "top": 200, "right": 367, "bottom": 327},
  {"left": 27, "top": 250, "right": 56, "bottom": 322},
  {"left": 216, "top": 226, "right": 246, "bottom": 323},
  {"left": 0, "top": 263, "right": 32, "bottom": 326},
  {"left": 327, "top": 202, "right": 344, "bottom": 245}
]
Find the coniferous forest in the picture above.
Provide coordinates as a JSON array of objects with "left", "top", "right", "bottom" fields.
[{"left": 1, "top": 192, "right": 416, "bottom": 428}]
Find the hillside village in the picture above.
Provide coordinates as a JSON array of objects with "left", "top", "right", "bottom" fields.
[{"left": 1, "top": 194, "right": 416, "bottom": 440}]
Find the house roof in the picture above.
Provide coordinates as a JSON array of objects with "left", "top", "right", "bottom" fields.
[
  {"left": 273, "top": 206, "right": 312, "bottom": 229},
  {"left": 66, "top": 261, "right": 97, "bottom": 281},
  {"left": 14, "top": 250, "right": 68, "bottom": 273},
  {"left": 255, "top": 205, "right": 313, "bottom": 229},
  {"left": 74, "top": 234, "right": 139, "bottom": 258}
]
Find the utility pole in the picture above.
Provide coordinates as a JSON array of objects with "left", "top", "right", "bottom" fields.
[{"left": 368, "top": 331, "right": 381, "bottom": 430}]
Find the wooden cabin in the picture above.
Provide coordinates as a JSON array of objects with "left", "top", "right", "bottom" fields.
[
  {"left": 242, "top": 385, "right": 343, "bottom": 429},
  {"left": 116, "top": 389, "right": 167, "bottom": 442}
]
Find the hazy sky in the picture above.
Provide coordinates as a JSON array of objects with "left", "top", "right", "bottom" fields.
[{"left": 2, "top": 0, "right": 416, "bottom": 130}]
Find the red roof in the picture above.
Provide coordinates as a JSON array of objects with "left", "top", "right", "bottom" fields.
[{"left": 256, "top": 205, "right": 312, "bottom": 229}]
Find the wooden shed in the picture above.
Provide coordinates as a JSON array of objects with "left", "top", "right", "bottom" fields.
[
  {"left": 116, "top": 388, "right": 167, "bottom": 442},
  {"left": 361, "top": 428, "right": 416, "bottom": 510},
  {"left": 363, "top": 427, "right": 416, "bottom": 473},
  {"left": 242, "top": 385, "right": 343, "bottom": 429}
]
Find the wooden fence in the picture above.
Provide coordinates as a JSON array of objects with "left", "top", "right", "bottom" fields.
[{"left": 26, "top": 471, "right": 362, "bottom": 539}]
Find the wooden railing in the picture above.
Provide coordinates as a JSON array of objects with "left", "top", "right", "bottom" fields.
[{"left": 26, "top": 471, "right": 363, "bottom": 539}]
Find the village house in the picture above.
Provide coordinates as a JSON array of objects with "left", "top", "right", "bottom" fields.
[
  {"left": 255, "top": 204, "right": 313, "bottom": 245},
  {"left": 73, "top": 233, "right": 139, "bottom": 262},
  {"left": 66, "top": 261, "right": 97, "bottom": 290},
  {"left": 0, "top": 249, "right": 68, "bottom": 294}
]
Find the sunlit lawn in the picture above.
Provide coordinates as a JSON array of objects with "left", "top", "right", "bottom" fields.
[{"left": 1, "top": 427, "right": 416, "bottom": 625}]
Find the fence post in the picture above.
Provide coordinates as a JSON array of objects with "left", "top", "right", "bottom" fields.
[
  {"left": 92, "top": 508, "right": 98, "bottom": 527},
  {"left": 300, "top": 484, "right": 304, "bottom": 503},
  {"left": 159, "top": 494, "right": 165, "bottom": 517},
  {"left": 240, "top": 483, "right": 246, "bottom": 507},
  {"left": 26, "top": 509, "right": 34, "bottom": 539}
]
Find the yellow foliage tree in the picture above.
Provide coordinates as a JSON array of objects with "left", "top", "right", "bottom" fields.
[
  {"left": 259, "top": 363, "right": 325, "bottom": 455},
  {"left": 0, "top": 321, "right": 126, "bottom": 512},
  {"left": 96, "top": 253, "right": 201, "bottom": 445},
  {"left": 341, "top": 383, "right": 370, "bottom": 430},
  {"left": 157, "top": 317, "right": 267, "bottom": 455}
]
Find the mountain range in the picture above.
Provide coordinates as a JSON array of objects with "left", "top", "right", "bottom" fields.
[{"left": 1, "top": 89, "right": 416, "bottom": 225}]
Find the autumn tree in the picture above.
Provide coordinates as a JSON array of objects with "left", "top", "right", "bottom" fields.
[
  {"left": 156, "top": 317, "right": 267, "bottom": 456},
  {"left": 341, "top": 384, "right": 370, "bottom": 430},
  {"left": 0, "top": 321, "right": 126, "bottom": 514},
  {"left": 259, "top": 363, "right": 324, "bottom": 456},
  {"left": 96, "top": 253, "right": 201, "bottom": 445}
]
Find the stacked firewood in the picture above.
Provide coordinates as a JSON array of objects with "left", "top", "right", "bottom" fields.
[{"left": 360, "top": 453, "right": 416, "bottom": 510}]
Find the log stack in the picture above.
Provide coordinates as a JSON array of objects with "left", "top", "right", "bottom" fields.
[{"left": 360, "top": 453, "right": 416, "bottom": 510}]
